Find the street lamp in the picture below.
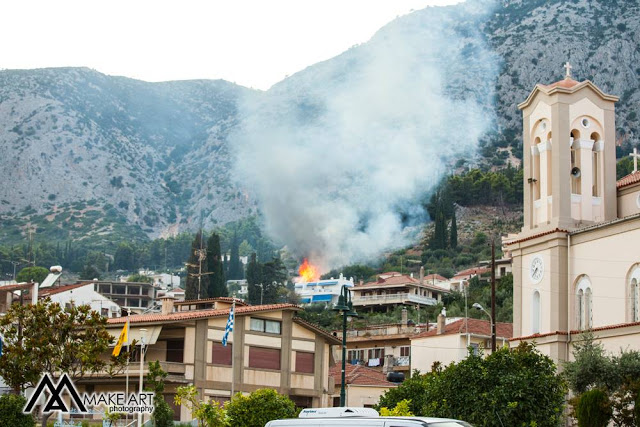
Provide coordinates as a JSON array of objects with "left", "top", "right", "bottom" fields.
[
  {"left": 332, "top": 285, "right": 359, "bottom": 407},
  {"left": 472, "top": 303, "right": 496, "bottom": 352},
  {"left": 138, "top": 328, "right": 148, "bottom": 427},
  {"left": 258, "top": 283, "right": 264, "bottom": 305}
]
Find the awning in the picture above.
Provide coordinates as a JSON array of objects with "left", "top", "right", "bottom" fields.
[{"left": 107, "top": 325, "right": 162, "bottom": 346}]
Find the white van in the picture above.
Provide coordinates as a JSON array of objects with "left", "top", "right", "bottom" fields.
[{"left": 265, "top": 407, "right": 473, "bottom": 427}]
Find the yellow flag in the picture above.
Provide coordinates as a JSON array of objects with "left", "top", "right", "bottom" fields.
[{"left": 112, "top": 320, "right": 129, "bottom": 357}]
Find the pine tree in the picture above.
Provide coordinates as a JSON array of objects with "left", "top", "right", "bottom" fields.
[
  {"left": 261, "top": 257, "right": 288, "bottom": 304},
  {"left": 450, "top": 208, "right": 458, "bottom": 249},
  {"left": 246, "top": 253, "right": 263, "bottom": 305},
  {"left": 432, "top": 198, "right": 447, "bottom": 250},
  {"left": 228, "top": 231, "right": 243, "bottom": 280},
  {"left": 185, "top": 231, "right": 208, "bottom": 300},
  {"left": 206, "top": 232, "right": 227, "bottom": 297}
]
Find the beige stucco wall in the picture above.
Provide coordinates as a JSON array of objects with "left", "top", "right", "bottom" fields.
[
  {"left": 617, "top": 186, "right": 640, "bottom": 218},
  {"left": 570, "top": 224, "right": 640, "bottom": 329},
  {"left": 344, "top": 385, "right": 395, "bottom": 407},
  {"left": 243, "top": 368, "right": 281, "bottom": 386},
  {"left": 410, "top": 334, "right": 460, "bottom": 371}
]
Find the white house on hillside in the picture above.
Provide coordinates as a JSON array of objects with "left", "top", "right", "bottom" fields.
[{"left": 40, "top": 283, "right": 121, "bottom": 317}]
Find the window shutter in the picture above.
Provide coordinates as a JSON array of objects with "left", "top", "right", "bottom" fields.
[
  {"left": 212, "top": 342, "right": 233, "bottom": 365},
  {"left": 248, "top": 347, "right": 281, "bottom": 370},
  {"left": 295, "top": 352, "right": 314, "bottom": 373}
]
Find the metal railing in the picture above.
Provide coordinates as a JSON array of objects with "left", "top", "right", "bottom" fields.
[{"left": 352, "top": 293, "right": 436, "bottom": 306}]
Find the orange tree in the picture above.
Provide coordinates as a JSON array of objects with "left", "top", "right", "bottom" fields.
[{"left": 377, "top": 342, "right": 567, "bottom": 426}]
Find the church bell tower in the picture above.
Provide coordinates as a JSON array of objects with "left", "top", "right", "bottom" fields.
[{"left": 518, "top": 63, "right": 619, "bottom": 232}]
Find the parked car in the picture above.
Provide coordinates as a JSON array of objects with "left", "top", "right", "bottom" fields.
[{"left": 265, "top": 407, "right": 473, "bottom": 427}]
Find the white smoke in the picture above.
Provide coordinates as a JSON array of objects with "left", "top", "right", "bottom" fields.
[{"left": 231, "top": 0, "right": 498, "bottom": 270}]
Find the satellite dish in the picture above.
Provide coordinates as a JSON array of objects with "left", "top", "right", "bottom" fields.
[{"left": 571, "top": 167, "right": 581, "bottom": 178}]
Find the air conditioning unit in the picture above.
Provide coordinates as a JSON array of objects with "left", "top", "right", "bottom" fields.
[{"left": 110, "top": 306, "right": 119, "bottom": 312}]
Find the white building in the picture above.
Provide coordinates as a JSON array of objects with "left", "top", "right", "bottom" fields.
[
  {"left": 40, "top": 283, "right": 122, "bottom": 318},
  {"left": 295, "top": 274, "right": 354, "bottom": 304}
]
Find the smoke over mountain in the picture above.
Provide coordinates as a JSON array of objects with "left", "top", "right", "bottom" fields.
[{"left": 231, "top": 0, "right": 499, "bottom": 269}]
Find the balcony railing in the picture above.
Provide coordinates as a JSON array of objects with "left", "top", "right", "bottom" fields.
[
  {"left": 393, "top": 356, "right": 410, "bottom": 367},
  {"left": 352, "top": 293, "right": 436, "bottom": 306}
]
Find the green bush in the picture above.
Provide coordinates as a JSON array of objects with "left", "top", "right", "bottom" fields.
[
  {"left": 226, "top": 389, "right": 297, "bottom": 427},
  {"left": 0, "top": 393, "right": 36, "bottom": 427},
  {"left": 575, "top": 389, "right": 612, "bottom": 427}
]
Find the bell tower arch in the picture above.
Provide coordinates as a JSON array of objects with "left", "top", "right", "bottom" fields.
[{"left": 518, "top": 64, "right": 618, "bottom": 231}]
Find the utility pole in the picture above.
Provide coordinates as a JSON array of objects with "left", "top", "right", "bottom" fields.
[{"left": 491, "top": 240, "right": 497, "bottom": 353}]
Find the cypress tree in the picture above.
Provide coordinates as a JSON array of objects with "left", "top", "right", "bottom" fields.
[
  {"left": 206, "top": 232, "right": 227, "bottom": 297},
  {"left": 450, "top": 208, "right": 458, "bottom": 249},
  {"left": 228, "top": 231, "right": 243, "bottom": 280},
  {"left": 246, "top": 253, "right": 263, "bottom": 305}
]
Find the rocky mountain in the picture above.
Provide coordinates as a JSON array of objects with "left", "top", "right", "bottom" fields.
[{"left": 1, "top": 0, "right": 639, "bottom": 247}]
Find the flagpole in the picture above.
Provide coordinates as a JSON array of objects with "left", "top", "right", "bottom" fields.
[
  {"left": 230, "top": 299, "right": 236, "bottom": 399},
  {"left": 125, "top": 317, "right": 130, "bottom": 425}
]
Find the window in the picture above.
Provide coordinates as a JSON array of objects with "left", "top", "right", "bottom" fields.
[
  {"left": 470, "top": 343, "right": 479, "bottom": 356},
  {"left": 400, "top": 346, "right": 410, "bottom": 357},
  {"left": 250, "top": 318, "right": 281, "bottom": 334},
  {"left": 347, "top": 349, "right": 364, "bottom": 362},
  {"left": 212, "top": 341, "right": 232, "bottom": 365},
  {"left": 576, "top": 276, "right": 592, "bottom": 330},
  {"left": 166, "top": 339, "right": 184, "bottom": 363},
  {"left": 248, "top": 347, "right": 280, "bottom": 370},
  {"left": 532, "top": 290, "right": 541, "bottom": 334},
  {"left": 367, "top": 348, "right": 385, "bottom": 366},
  {"left": 295, "top": 352, "right": 314, "bottom": 374},
  {"left": 632, "top": 279, "right": 640, "bottom": 322}
]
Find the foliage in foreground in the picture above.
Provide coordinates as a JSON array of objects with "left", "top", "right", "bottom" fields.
[
  {"left": 376, "top": 342, "right": 566, "bottom": 426},
  {"left": 175, "top": 386, "right": 297, "bottom": 427},
  {"left": 0, "top": 393, "right": 35, "bottom": 427},
  {"left": 563, "top": 333, "right": 640, "bottom": 426},
  {"left": 145, "top": 361, "right": 174, "bottom": 427},
  {"left": 574, "top": 389, "right": 612, "bottom": 427}
]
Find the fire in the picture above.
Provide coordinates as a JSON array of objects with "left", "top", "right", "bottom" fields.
[{"left": 298, "top": 258, "right": 320, "bottom": 282}]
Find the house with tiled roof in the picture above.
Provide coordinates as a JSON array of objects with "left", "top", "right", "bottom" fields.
[
  {"left": 351, "top": 267, "right": 450, "bottom": 312},
  {"left": 506, "top": 67, "right": 640, "bottom": 365},
  {"left": 328, "top": 363, "right": 398, "bottom": 407},
  {"left": 79, "top": 297, "right": 340, "bottom": 423},
  {"left": 39, "top": 282, "right": 122, "bottom": 317},
  {"left": 410, "top": 311, "right": 512, "bottom": 372}
]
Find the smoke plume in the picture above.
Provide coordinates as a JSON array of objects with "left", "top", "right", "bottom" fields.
[{"left": 231, "top": 0, "right": 498, "bottom": 270}]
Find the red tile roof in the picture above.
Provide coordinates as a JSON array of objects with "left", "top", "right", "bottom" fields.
[
  {"left": 107, "top": 303, "right": 300, "bottom": 324},
  {"left": 451, "top": 267, "right": 490, "bottom": 281},
  {"left": 511, "top": 321, "right": 640, "bottom": 342},
  {"left": 329, "top": 363, "right": 397, "bottom": 387},
  {"left": 356, "top": 273, "right": 449, "bottom": 292},
  {"left": 39, "top": 283, "right": 89, "bottom": 296},
  {"left": 0, "top": 282, "right": 35, "bottom": 292},
  {"left": 504, "top": 228, "right": 569, "bottom": 246},
  {"left": 543, "top": 78, "right": 580, "bottom": 90},
  {"left": 424, "top": 274, "right": 448, "bottom": 282},
  {"left": 617, "top": 171, "right": 640, "bottom": 189},
  {"left": 175, "top": 297, "right": 248, "bottom": 307},
  {"left": 412, "top": 318, "right": 512, "bottom": 340}
]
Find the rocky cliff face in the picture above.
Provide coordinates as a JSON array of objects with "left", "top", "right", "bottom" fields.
[{"left": 1, "top": 0, "right": 638, "bottom": 245}]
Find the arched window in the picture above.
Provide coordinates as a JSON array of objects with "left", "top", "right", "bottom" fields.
[
  {"left": 532, "top": 290, "right": 541, "bottom": 334},
  {"left": 591, "top": 132, "right": 601, "bottom": 197},
  {"left": 570, "top": 130, "right": 581, "bottom": 194},
  {"left": 631, "top": 279, "right": 639, "bottom": 322},
  {"left": 576, "top": 276, "right": 592, "bottom": 330},
  {"left": 533, "top": 137, "right": 541, "bottom": 200},
  {"left": 626, "top": 265, "right": 640, "bottom": 323}
]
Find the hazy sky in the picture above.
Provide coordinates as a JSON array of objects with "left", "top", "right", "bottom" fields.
[{"left": 3, "top": 0, "right": 463, "bottom": 90}]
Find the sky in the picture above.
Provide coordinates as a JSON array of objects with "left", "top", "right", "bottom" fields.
[{"left": 2, "top": 0, "right": 463, "bottom": 90}]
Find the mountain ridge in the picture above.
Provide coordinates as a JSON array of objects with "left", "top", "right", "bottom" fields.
[{"left": 2, "top": 0, "right": 639, "bottom": 248}]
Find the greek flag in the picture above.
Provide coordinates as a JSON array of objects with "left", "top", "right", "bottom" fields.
[{"left": 222, "top": 303, "right": 235, "bottom": 347}]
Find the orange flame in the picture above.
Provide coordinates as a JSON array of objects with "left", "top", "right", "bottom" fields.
[{"left": 298, "top": 258, "right": 320, "bottom": 282}]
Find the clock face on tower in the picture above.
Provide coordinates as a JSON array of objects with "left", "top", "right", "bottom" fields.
[{"left": 530, "top": 255, "right": 544, "bottom": 284}]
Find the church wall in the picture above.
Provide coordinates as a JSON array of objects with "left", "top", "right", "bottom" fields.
[
  {"left": 570, "top": 222, "right": 640, "bottom": 329},
  {"left": 617, "top": 185, "right": 640, "bottom": 218}
]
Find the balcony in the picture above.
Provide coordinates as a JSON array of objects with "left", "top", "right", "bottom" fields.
[
  {"left": 352, "top": 293, "right": 436, "bottom": 307},
  {"left": 393, "top": 356, "right": 410, "bottom": 367}
]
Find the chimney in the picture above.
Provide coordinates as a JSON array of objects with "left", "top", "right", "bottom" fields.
[
  {"left": 420, "top": 266, "right": 425, "bottom": 285},
  {"left": 437, "top": 307, "right": 446, "bottom": 335},
  {"left": 401, "top": 307, "right": 408, "bottom": 327},
  {"left": 160, "top": 296, "right": 175, "bottom": 315}
]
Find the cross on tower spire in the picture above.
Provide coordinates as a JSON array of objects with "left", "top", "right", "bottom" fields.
[{"left": 564, "top": 61, "right": 573, "bottom": 79}]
